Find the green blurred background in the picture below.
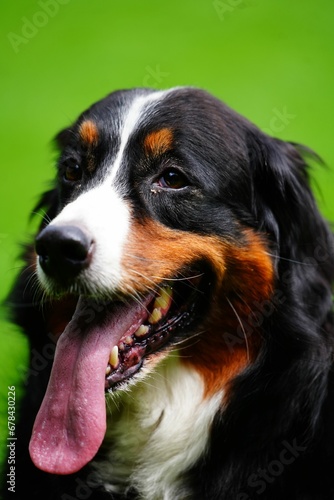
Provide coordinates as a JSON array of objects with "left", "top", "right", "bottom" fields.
[{"left": 1, "top": 0, "right": 333, "bottom": 477}]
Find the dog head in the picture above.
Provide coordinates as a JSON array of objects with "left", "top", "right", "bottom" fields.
[{"left": 28, "top": 87, "right": 334, "bottom": 475}]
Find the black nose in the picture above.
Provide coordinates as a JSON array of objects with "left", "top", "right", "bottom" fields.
[{"left": 35, "top": 225, "right": 93, "bottom": 282}]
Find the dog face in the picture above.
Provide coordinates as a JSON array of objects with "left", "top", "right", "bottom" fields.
[
  {"left": 28, "top": 87, "right": 332, "bottom": 479},
  {"left": 35, "top": 87, "right": 274, "bottom": 385},
  {"left": 36, "top": 87, "right": 259, "bottom": 296}
]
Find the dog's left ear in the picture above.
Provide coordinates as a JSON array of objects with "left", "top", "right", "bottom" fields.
[
  {"left": 30, "top": 126, "right": 73, "bottom": 229},
  {"left": 32, "top": 188, "right": 59, "bottom": 229},
  {"left": 33, "top": 125, "right": 76, "bottom": 226},
  {"left": 248, "top": 131, "right": 329, "bottom": 258},
  {"left": 248, "top": 130, "right": 334, "bottom": 325}
]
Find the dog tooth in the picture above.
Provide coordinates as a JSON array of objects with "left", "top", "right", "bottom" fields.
[
  {"left": 134, "top": 325, "right": 150, "bottom": 338},
  {"left": 119, "top": 342, "right": 125, "bottom": 351},
  {"left": 154, "top": 286, "right": 173, "bottom": 310},
  {"left": 148, "top": 307, "right": 162, "bottom": 324},
  {"left": 105, "top": 365, "right": 111, "bottom": 375},
  {"left": 124, "top": 335, "right": 133, "bottom": 345},
  {"left": 109, "top": 346, "right": 119, "bottom": 369}
]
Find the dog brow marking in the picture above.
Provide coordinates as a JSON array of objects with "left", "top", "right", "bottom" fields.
[
  {"left": 79, "top": 120, "right": 99, "bottom": 147},
  {"left": 79, "top": 120, "right": 100, "bottom": 173},
  {"left": 143, "top": 128, "right": 174, "bottom": 157}
]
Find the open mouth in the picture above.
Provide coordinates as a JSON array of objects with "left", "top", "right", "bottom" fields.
[
  {"left": 29, "top": 270, "right": 208, "bottom": 476},
  {"left": 105, "top": 278, "right": 202, "bottom": 391}
]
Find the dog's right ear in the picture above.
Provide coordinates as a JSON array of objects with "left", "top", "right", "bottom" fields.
[
  {"left": 32, "top": 188, "right": 59, "bottom": 230},
  {"left": 54, "top": 126, "right": 74, "bottom": 150},
  {"left": 33, "top": 126, "right": 75, "bottom": 227}
]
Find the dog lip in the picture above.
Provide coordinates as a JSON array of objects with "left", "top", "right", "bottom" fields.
[{"left": 104, "top": 284, "right": 174, "bottom": 390}]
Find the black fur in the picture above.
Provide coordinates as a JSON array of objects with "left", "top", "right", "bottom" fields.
[{"left": 3, "top": 88, "right": 334, "bottom": 499}]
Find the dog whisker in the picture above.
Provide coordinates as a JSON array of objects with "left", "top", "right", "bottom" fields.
[
  {"left": 32, "top": 209, "right": 52, "bottom": 225},
  {"left": 265, "top": 252, "right": 309, "bottom": 265},
  {"left": 225, "top": 296, "right": 250, "bottom": 362}
]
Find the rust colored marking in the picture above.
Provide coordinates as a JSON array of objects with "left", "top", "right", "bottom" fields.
[
  {"left": 79, "top": 120, "right": 99, "bottom": 147},
  {"left": 121, "top": 218, "right": 228, "bottom": 296},
  {"left": 182, "top": 231, "right": 274, "bottom": 398},
  {"left": 143, "top": 128, "right": 174, "bottom": 157},
  {"left": 183, "top": 231, "right": 274, "bottom": 398},
  {"left": 122, "top": 220, "right": 274, "bottom": 398},
  {"left": 79, "top": 120, "right": 99, "bottom": 172}
]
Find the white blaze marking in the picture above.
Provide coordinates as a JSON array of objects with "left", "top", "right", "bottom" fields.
[
  {"left": 109, "top": 90, "right": 169, "bottom": 185},
  {"left": 37, "top": 184, "right": 131, "bottom": 294}
]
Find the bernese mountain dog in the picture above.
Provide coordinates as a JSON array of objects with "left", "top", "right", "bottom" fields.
[{"left": 3, "top": 87, "right": 334, "bottom": 499}]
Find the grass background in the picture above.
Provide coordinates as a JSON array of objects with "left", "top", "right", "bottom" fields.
[{"left": 1, "top": 0, "right": 333, "bottom": 478}]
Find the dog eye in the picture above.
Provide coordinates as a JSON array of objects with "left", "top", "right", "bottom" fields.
[
  {"left": 157, "top": 169, "right": 188, "bottom": 190},
  {"left": 63, "top": 162, "right": 82, "bottom": 182}
]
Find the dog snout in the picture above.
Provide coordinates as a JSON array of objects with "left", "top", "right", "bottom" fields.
[{"left": 35, "top": 225, "right": 93, "bottom": 281}]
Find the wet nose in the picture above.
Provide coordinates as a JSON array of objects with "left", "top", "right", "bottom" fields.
[{"left": 35, "top": 225, "right": 93, "bottom": 281}]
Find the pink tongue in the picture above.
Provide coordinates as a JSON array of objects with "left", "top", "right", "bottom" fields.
[{"left": 29, "top": 296, "right": 149, "bottom": 475}]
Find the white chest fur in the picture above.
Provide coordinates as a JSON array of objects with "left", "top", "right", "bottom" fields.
[{"left": 93, "top": 354, "right": 222, "bottom": 499}]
